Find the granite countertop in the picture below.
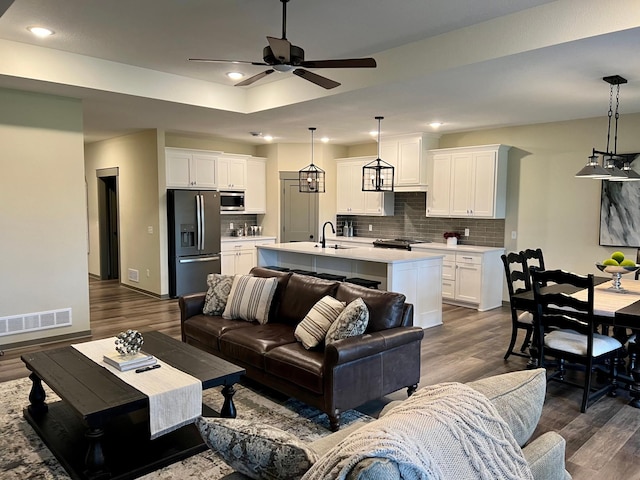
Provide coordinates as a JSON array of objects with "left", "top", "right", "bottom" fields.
[
  {"left": 221, "top": 235, "right": 277, "bottom": 242},
  {"left": 256, "top": 241, "right": 444, "bottom": 264},
  {"left": 410, "top": 243, "right": 504, "bottom": 253}
]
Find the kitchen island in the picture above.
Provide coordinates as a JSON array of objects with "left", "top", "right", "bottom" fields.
[{"left": 256, "top": 242, "right": 443, "bottom": 328}]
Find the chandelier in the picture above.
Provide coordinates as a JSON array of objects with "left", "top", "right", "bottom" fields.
[
  {"left": 362, "top": 116, "right": 395, "bottom": 191},
  {"left": 575, "top": 75, "right": 640, "bottom": 181},
  {"left": 299, "top": 127, "right": 325, "bottom": 193}
]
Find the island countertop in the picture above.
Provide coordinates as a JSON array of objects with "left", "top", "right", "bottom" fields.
[{"left": 255, "top": 242, "right": 444, "bottom": 264}]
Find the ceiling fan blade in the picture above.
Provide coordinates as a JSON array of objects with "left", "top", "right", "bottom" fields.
[
  {"left": 293, "top": 69, "right": 340, "bottom": 89},
  {"left": 266, "top": 36, "right": 291, "bottom": 63},
  {"left": 235, "top": 69, "right": 275, "bottom": 87},
  {"left": 189, "top": 58, "right": 268, "bottom": 66},
  {"left": 300, "top": 58, "right": 377, "bottom": 69}
]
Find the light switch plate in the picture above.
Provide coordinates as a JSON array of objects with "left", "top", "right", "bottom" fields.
[
  {"left": 511, "top": 231, "right": 517, "bottom": 239},
  {"left": 464, "top": 228, "right": 469, "bottom": 236}
]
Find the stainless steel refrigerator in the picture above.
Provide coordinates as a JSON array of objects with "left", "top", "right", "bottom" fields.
[{"left": 168, "top": 189, "right": 221, "bottom": 298}]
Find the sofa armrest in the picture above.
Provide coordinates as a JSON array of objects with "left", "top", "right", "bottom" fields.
[
  {"left": 179, "top": 292, "right": 207, "bottom": 324},
  {"left": 325, "top": 327, "right": 424, "bottom": 365},
  {"left": 522, "top": 431, "right": 571, "bottom": 480}
]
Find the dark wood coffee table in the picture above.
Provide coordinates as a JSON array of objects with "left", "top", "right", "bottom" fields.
[{"left": 21, "top": 331, "right": 245, "bottom": 480}]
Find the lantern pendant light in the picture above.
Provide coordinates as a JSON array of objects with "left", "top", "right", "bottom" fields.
[
  {"left": 362, "top": 116, "right": 394, "bottom": 192},
  {"left": 299, "top": 127, "right": 325, "bottom": 193}
]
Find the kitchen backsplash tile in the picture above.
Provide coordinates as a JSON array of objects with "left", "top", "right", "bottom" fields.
[
  {"left": 221, "top": 213, "right": 258, "bottom": 236},
  {"left": 337, "top": 192, "right": 505, "bottom": 247}
]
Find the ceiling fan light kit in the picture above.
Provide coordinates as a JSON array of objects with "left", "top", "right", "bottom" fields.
[
  {"left": 576, "top": 75, "right": 640, "bottom": 181},
  {"left": 299, "top": 127, "right": 325, "bottom": 193},
  {"left": 362, "top": 116, "right": 395, "bottom": 192},
  {"left": 189, "top": 0, "right": 376, "bottom": 89}
]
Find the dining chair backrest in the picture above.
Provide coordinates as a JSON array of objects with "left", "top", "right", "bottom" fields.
[
  {"left": 522, "top": 248, "right": 546, "bottom": 285},
  {"left": 501, "top": 252, "right": 531, "bottom": 297},
  {"left": 530, "top": 268, "right": 595, "bottom": 345}
]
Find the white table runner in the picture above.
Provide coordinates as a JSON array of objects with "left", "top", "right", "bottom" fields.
[
  {"left": 570, "top": 279, "right": 640, "bottom": 317},
  {"left": 72, "top": 337, "right": 202, "bottom": 439}
]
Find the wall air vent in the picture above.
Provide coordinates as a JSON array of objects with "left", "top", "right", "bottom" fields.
[
  {"left": 128, "top": 268, "right": 139, "bottom": 282},
  {"left": 0, "top": 308, "right": 72, "bottom": 337}
]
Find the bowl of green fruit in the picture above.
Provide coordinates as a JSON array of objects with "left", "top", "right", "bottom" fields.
[{"left": 596, "top": 251, "right": 639, "bottom": 292}]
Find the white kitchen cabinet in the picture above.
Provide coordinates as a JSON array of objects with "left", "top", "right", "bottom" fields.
[
  {"left": 217, "top": 155, "right": 247, "bottom": 190},
  {"left": 245, "top": 157, "right": 266, "bottom": 214},
  {"left": 221, "top": 237, "right": 276, "bottom": 275},
  {"left": 426, "top": 144, "right": 510, "bottom": 218},
  {"left": 411, "top": 245, "right": 504, "bottom": 311},
  {"left": 165, "top": 148, "right": 220, "bottom": 189},
  {"left": 336, "top": 157, "right": 394, "bottom": 216},
  {"left": 380, "top": 133, "right": 440, "bottom": 191}
]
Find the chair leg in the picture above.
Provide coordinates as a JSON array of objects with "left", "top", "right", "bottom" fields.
[
  {"left": 582, "top": 361, "right": 594, "bottom": 413},
  {"left": 520, "top": 327, "right": 533, "bottom": 352},
  {"left": 504, "top": 324, "right": 518, "bottom": 360}
]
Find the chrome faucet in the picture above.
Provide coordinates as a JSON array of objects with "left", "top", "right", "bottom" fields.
[{"left": 321, "top": 221, "right": 335, "bottom": 248}]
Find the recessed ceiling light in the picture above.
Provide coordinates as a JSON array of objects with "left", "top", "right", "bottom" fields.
[
  {"left": 429, "top": 122, "right": 443, "bottom": 128},
  {"left": 263, "top": 135, "right": 273, "bottom": 141},
  {"left": 27, "top": 26, "right": 54, "bottom": 38},
  {"left": 320, "top": 137, "right": 329, "bottom": 143},
  {"left": 226, "top": 72, "right": 244, "bottom": 81}
]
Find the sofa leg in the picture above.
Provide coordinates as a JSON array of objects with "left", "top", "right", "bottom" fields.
[
  {"left": 329, "top": 412, "right": 340, "bottom": 432},
  {"left": 407, "top": 384, "right": 418, "bottom": 396}
]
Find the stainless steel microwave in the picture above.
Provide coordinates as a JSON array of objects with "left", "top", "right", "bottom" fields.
[{"left": 220, "top": 190, "right": 245, "bottom": 211}]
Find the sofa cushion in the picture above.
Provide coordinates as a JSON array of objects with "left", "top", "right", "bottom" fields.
[
  {"left": 278, "top": 274, "right": 340, "bottom": 326},
  {"left": 203, "top": 274, "right": 235, "bottom": 315},
  {"left": 325, "top": 298, "right": 369, "bottom": 345},
  {"left": 335, "top": 283, "right": 406, "bottom": 332},
  {"left": 219, "top": 323, "right": 297, "bottom": 370},
  {"left": 264, "top": 343, "right": 325, "bottom": 394},
  {"left": 295, "top": 296, "right": 347, "bottom": 349},
  {"left": 249, "top": 267, "right": 293, "bottom": 322},
  {"left": 466, "top": 368, "right": 546, "bottom": 447},
  {"left": 183, "top": 315, "right": 256, "bottom": 351},
  {"left": 195, "top": 417, "right": 318, "bottom": 480},
  {"left": 223, "top": 275, "right": 278, "bottom": 325}
]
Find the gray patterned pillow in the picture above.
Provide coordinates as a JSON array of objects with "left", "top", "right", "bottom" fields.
[
  {"left": 195, "top": 417, "right": 318, "bottom": 480},
  {"left": 203, "top": 274, "right": 235, "bottom": 315},
  {"left": 295, "top": 295, "right": 346, "bottom": 349},
  {"left": 325, "top": 297, "right": 369, "bottom": 344}
]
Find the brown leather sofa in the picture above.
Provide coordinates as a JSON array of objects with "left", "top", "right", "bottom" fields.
[{"left": 179, "top": 267, "right": 424, "bottom": 430}]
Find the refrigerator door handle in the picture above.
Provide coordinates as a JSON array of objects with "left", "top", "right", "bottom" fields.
[
  {"left": 200, "top": 193, "right": 206, "bottom": 251},
  {"left": 179, "top": 255, "right": 220, "bottom": 264},
  {"left": 196, "top": 194, "right": 202, "bottom": 251}
]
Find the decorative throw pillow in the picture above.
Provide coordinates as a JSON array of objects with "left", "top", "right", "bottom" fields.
[
  {"left": 203, "top": 274, "right": 235, "bottom": 315},
  {"left": 195, "top": 417, "right": 318, "bottom": 480},
  {"left": 325, "top": 298, "right": 369, "bottom": 344},
  {"left": 222, "top": 275, "right": 278, "bottom": 324},
  {"left": 294, "top": 296, "right": 347, "bottom": 349}
]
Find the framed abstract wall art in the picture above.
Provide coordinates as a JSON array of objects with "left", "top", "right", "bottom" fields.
[{"left": 600, "top": 153, "right": 640, "bottom": 247}]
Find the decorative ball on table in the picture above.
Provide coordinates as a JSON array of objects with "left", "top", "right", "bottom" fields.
[
  {"left": 115, "top": 329, "right": 144, "bottom": 355},
  {"left": 596, "top": 251, "right": 640, "bottom": 293}
]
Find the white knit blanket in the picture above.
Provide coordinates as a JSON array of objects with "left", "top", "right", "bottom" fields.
[
  {"left": 72, "top": 337, "right": 202, "bottom": 439},
  {"left": 302, "top": 383, "right": 533, "bottom": 480}
]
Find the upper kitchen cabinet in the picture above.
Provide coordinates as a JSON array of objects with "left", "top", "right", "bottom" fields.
[
  {"left": 245, "top": 157, "right": 267, "bottom": 214},
  {"left": 217, "top": 154, "right": 247, "bottom": 190},
  {"left": 165, "top": 148, "right": 220, "bottom": 189},
  {"left": 336, "top": 157, "right": 394, "bottom": 216},
  {"left": 426, "top": 144, "right": 510, "bottom": 219},
  {"left": 379, "top": 133, "right": 440, "bottom": 191}
]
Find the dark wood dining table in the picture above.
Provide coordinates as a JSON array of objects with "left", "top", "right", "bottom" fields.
[{"left": 512, "top": 275, "right": 640, "bottom": 408}]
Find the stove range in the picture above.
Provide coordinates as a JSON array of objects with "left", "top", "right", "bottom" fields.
[{"left": 372, "top": 238, "right": 431, "bottom": 251}]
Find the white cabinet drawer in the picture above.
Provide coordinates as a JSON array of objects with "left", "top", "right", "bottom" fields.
[
  {"left": 221, "top": 240, "right": 254, "bottom": 252},
  {"left": 442, "top": 261, "right": 456, "bottom": 281},
  {"left": 442, "top": 280, "right": 455, "bottom": 299},
  {"left": 455, "top": 253, "right": 482, "bottom": 265},
  {"left": 254, "top": 239, "right": 275, "bottom": 246}
]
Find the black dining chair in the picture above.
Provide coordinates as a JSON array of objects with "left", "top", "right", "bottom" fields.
[
  {"left": 522, "top": 248, "right": 546, "bottom": 283},
  {"left": 531, "top": 268, "right": 623, "bottom": 412},
  {"left": 501, "top": 252, "right": 534, "bottom": 360}
]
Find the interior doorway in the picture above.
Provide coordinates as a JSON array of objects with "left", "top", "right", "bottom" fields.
[
  {"left": 280, "top": 172, "right": 318, "bottom": 243},
  {"left": 97, "top": 168, "right": 120, "bottom": 280}
]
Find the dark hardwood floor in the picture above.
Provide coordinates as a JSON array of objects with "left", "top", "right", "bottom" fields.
[{"left": 1, "top": 278, "right": 639, "bottom": 479}]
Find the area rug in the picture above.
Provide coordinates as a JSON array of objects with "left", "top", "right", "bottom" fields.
[{"left": 0, "top": 377, "right": 372, "bottom": 479}]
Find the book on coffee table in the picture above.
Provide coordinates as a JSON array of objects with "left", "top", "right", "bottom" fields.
[{"left": 103, "top": 352, "right": 157, "bottom": 371}]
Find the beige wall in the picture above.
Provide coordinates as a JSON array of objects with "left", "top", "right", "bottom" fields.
[
  {"left": 165, "top": 132, "right": 257, "bottom": 156},
  {"left": 439, "top": 113, "right": 640, "bottom": 277},
  {"left": 85, "top": 130, "right": 163, "bottom": 295},
  {"left": 0, "top": 89, "right": 89, "bottom": 343}
]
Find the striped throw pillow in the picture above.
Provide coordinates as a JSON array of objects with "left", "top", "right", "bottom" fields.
[
  {"left": 294, "top": 296, "right": 346, "bottom": 349},
  {"left": 222, "top": 275, "right": 278, "bottom": 325}
]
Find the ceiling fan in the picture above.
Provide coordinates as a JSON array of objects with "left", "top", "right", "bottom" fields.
[{"left": 189, "top": 0, "right": 377, "bottom": 89}]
